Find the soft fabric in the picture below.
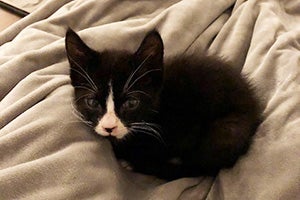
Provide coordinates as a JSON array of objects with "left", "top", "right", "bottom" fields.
[{"left": 0, "top": 0, "right": 299, "bottom": 199}]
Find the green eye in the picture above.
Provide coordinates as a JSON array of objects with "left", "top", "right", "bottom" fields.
[
  {"left": 85, "top": 97, "right": 101, "bottom": 109},
  {"left": 123, "top": 98, "right": 140, "bottom": 110}
]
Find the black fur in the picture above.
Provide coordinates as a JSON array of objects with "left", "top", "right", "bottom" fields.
[{"left": 66, "top": 29, "right": 261, "bottom": 180}]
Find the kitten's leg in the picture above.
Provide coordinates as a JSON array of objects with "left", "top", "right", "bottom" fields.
[
  {"left": 119, "top": 159, "right": 133, "bottom": 171},
  {"left": 128, "top": 158, "right": 183, "bottom": 180},
  {"left": 207, "top": 114, "right": 256, "bottom": 168},
  {"left": 188, "top": 114, "right": 258, "bottom": 176}
]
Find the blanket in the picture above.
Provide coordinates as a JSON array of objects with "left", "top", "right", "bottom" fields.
[{"left": 1, "top": 0, "right": 300, "bottom": 199}]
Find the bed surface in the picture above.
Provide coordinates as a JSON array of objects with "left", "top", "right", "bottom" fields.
[{"left": 0, "top": 0, "right": 299, "bottom": 199}]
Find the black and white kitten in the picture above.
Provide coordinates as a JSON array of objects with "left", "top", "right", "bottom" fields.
[{"left": 65, "top": 29, "right": 260, "bottom": 180}]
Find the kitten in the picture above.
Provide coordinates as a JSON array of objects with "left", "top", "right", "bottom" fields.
[{"left": 65, "top": 29, "right": 261, "bottom": 180}]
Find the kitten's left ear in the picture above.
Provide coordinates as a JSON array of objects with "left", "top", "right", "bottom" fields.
[{"left": 134, "top": 30, "right": 164, "bottom": 69}]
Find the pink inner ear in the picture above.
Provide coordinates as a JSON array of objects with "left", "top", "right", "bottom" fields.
[
  {"left": 139, "top": 76, "right": 152, "bottom": 85},
  {"left": 135, "top": 30, "right": 164, "bottom": 61},
  {"left": 74, "top": 48, "right": 86, "bottom": 57},
  {"left": 144, "top": 46, "right": 159, "bottom": 58},
  {"left": 66, "top": 28, "right": 96, "bottom": 63}
]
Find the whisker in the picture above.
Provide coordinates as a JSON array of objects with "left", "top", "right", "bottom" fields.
[
  {"left": 71, "top": 105, "right": 84, "bottom": 120},
  {"left": 126, "top": 69, "right": 161, "bottom": 92},
  {"left": 131, "top": 128, "right": 165, "bottom": 145},
  {"left": 69, "top": 56, "right": 98, "bottom": 91},
  {"left": 64, "top": 120, "right": 93, "bottom": 128},
  {"left": 73, "top": 85, "right": 97, "bottom": 93},
  {"left": 133, "top": 125, "right": 163, "bottom": 138},
  {"left": 70, "top": 67, "right": 98, "bottom": 91},
  {"left": 70, "top": 102, "right": 94, "bottom": 128},
  {"left": 130, "top": 124, "right": 165, "bottom": 145},
  {"left": 130, "top": 122, "right": 162, "bottom": 131},
  {"left": 130, "top": 122, "right": 164, "bottom": 139},
  {"left": 114, "top": 130, "right": 135, "bottom": 144},
  {"left": 130, "top": 126, "right": 159, "bottom": 139},
  {"left": 149, "top": 109, "right": 159, "bottom": 114},
  {"left": 123, "top": 54, "right": 152, "bottom": 92},
  {"left": 74, "top": 94, "right": 91, "bottom": 103},
  {"left": 126, "top": 90, "right": 151, "bottom": 98}
]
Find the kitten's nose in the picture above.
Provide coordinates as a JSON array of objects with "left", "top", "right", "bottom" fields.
[{"left": 104, "top": 127, "right": 116, "bottom": 133}]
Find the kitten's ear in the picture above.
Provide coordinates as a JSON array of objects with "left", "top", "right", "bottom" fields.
[
  {"left": 65, "top": 29, "right": 97, "bottom": 85},
  {"left": 132, "top": 31, "right": 164, "bottom": 89},
  {"left": 134, "top": 30, "right": 164, "bottom": 70}
]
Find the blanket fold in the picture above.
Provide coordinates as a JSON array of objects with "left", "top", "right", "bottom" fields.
[{"left": 0, "top": 0, "right": 299, "bottom": 199}]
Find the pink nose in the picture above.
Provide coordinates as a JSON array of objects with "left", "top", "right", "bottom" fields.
[
  {"left": 104, "top": 127, "right": 116, "bottom": 133},
  {"left": 101, "top": 114, "right": 117, "bottom": 133}
]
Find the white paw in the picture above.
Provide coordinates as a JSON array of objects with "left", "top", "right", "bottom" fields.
[{"left": 119, "top": 160, "right": 133, "bottom": 171}]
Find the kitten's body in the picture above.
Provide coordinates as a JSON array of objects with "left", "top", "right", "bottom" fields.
[{"left": 66, "top": 29, "right": 260, "bottom": 180}]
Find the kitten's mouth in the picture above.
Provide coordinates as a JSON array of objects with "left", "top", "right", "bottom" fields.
[
  {"left": 104, "top": 132, "right": 125, "bottom": 139},
  {"left": 106, "top": 134, "right": 126, "bottom": 145},
  {"left": 94, "top": 126, "right": 129, "bottom": 140},
  {"left": 107, "top": 135, "right": 117, "bottom": 141}
]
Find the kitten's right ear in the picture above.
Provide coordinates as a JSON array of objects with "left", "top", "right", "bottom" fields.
[
  {"left": 134, "top": 30, "right": 164, "bottom": 69},
  {"left": 65, "top": 29, "right": 97, "bottom": 85},
  {"left": 65, "top": 28, "right": 97, "bottom": 68}
]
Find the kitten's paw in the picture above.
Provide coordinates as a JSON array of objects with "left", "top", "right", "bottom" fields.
[{"left": 119, "top": 160, "right": 133, "bottom": 171}]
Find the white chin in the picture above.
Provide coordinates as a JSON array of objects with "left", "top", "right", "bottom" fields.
[
  {"left": 94, "top": 127, "right": 109, "bottom": 137},
  {"left": 111, "top": 131, "right": 128, "bottom": 139},
  {"left": 94, "top": 128, "right": 128, "bottom": 139},
  {"left": 115, "top": 134, "right": 125, "bottom": 139}
]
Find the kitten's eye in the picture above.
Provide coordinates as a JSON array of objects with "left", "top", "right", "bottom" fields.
[
  {"left": 85, "top": 97, "right": 101, "bottom": 109},
  {"left": 123, "top": 98, "right": 140, "bottom": 110}
]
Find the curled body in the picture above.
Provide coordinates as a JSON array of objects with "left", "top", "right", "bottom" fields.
[{"left": 66, "top": 29, "right": 261, "bottom": 180}]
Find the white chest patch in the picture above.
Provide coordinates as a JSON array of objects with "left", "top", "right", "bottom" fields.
[{"left": 95, "top": 82, "right": 128, "bottom": 139}]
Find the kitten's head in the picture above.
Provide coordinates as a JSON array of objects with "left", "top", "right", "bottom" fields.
[{"left": 66, "top": 29, "right": 163, "bottom": 139}]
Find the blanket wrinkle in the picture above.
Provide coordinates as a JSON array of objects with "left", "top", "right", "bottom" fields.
[
  {"left": 0, "top": 0, "right": 300, "bottom": 199},
  {"left": 0, "top": 0, "right": 73, "bottom": 45}
]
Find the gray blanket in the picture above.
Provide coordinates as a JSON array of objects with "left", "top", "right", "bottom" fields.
[{"left": 1, "top": 0, "right": 299, "bottom": 199}]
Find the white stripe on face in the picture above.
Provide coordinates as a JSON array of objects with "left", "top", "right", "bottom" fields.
[
  {"left": 95, "top": 82, "right": 128, "bottom": 139},
  {"left": 106, "top": 83, "right": 114, "bottom": 113}
]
